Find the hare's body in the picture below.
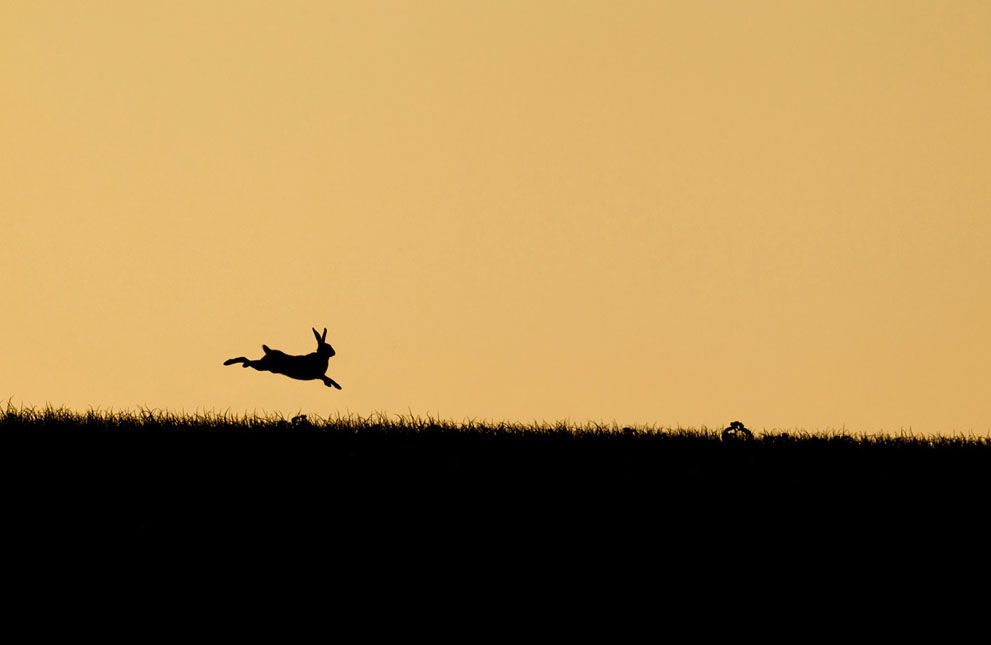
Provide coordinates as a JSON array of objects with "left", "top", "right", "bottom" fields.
[
  {"left": 224, "top": 328, "right": 342, "bottom": 389},
  {"left": 254, "top": 345, "right": 331, "bottom": 382}
]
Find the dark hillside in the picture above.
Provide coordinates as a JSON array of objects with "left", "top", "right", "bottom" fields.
[{"left": 6, "top": 408, "right": 988, "bottom": 567}]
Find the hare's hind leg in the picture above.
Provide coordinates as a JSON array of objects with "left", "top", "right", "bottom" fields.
[
  {"left": 224, "top": 356, "right": 259, "bottom": 369},
  {"left": 322, "top": 376, "right": 342, "bottom": 390}
]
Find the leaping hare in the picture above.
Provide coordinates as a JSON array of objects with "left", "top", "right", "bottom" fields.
[{"left": 224, "top": 327, "right": 342, "bottom": 389}]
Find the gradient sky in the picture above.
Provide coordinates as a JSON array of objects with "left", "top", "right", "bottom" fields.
[{"left": 2, "top": 1, "right": 989, "bottom": 434}]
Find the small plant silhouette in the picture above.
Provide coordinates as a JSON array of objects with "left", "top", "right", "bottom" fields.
[
  {"left": 224, "top": 327, "right": 342, "bottom": 389},
  {"left": 722, "top": 420, "right": 753, "bottom": 440}
]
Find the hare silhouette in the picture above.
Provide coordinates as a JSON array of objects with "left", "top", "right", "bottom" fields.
[{"left": 224, "top": 327, "right": 342, "bottom": 389}]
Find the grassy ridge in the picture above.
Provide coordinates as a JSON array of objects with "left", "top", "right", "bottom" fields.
[
  {"left": 7, "top": 403, "right": 987, "bottom": 442},
  {"left": 6, "top": 405, "right": 988, "bottom": 554}
]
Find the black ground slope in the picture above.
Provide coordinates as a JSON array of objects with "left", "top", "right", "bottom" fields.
[{"left": 7, "top": 412, "right": 987, "bottom": 555}]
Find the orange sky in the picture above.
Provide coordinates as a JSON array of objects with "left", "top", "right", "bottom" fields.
[{"left": 2, "top": 1, "right": 989, "bottom": 434}]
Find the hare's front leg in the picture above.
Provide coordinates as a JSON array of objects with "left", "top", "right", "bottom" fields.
[
  {"left": 322, "top": 376, "right": 342, "bottom": 390},
  {"left": 224, "top": 357, "right": 251, "bottom": 367}
]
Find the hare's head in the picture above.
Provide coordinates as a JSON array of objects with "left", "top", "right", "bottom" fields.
[{"left": 313, "top": 327, "right": 336, "bottom": 358}]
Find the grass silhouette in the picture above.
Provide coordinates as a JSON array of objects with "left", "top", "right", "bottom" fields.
[{"left": 6, "top": 404, "right": 987, "bottom": 556}]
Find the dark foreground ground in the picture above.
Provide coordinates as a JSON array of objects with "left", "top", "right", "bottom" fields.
[
  {"left": 8, "top": 409, "right": 985, "bottom": 635},
  {"left": 7, "top": 408, "right": 987, "bottom": 555}
]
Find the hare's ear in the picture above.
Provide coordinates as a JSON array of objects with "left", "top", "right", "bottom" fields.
[
  {"left": 322, "top": 328, "right": 327, "bottom": 342},
  {"left": 313, "top": 328, "right": 322, "bottom": 343}
]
